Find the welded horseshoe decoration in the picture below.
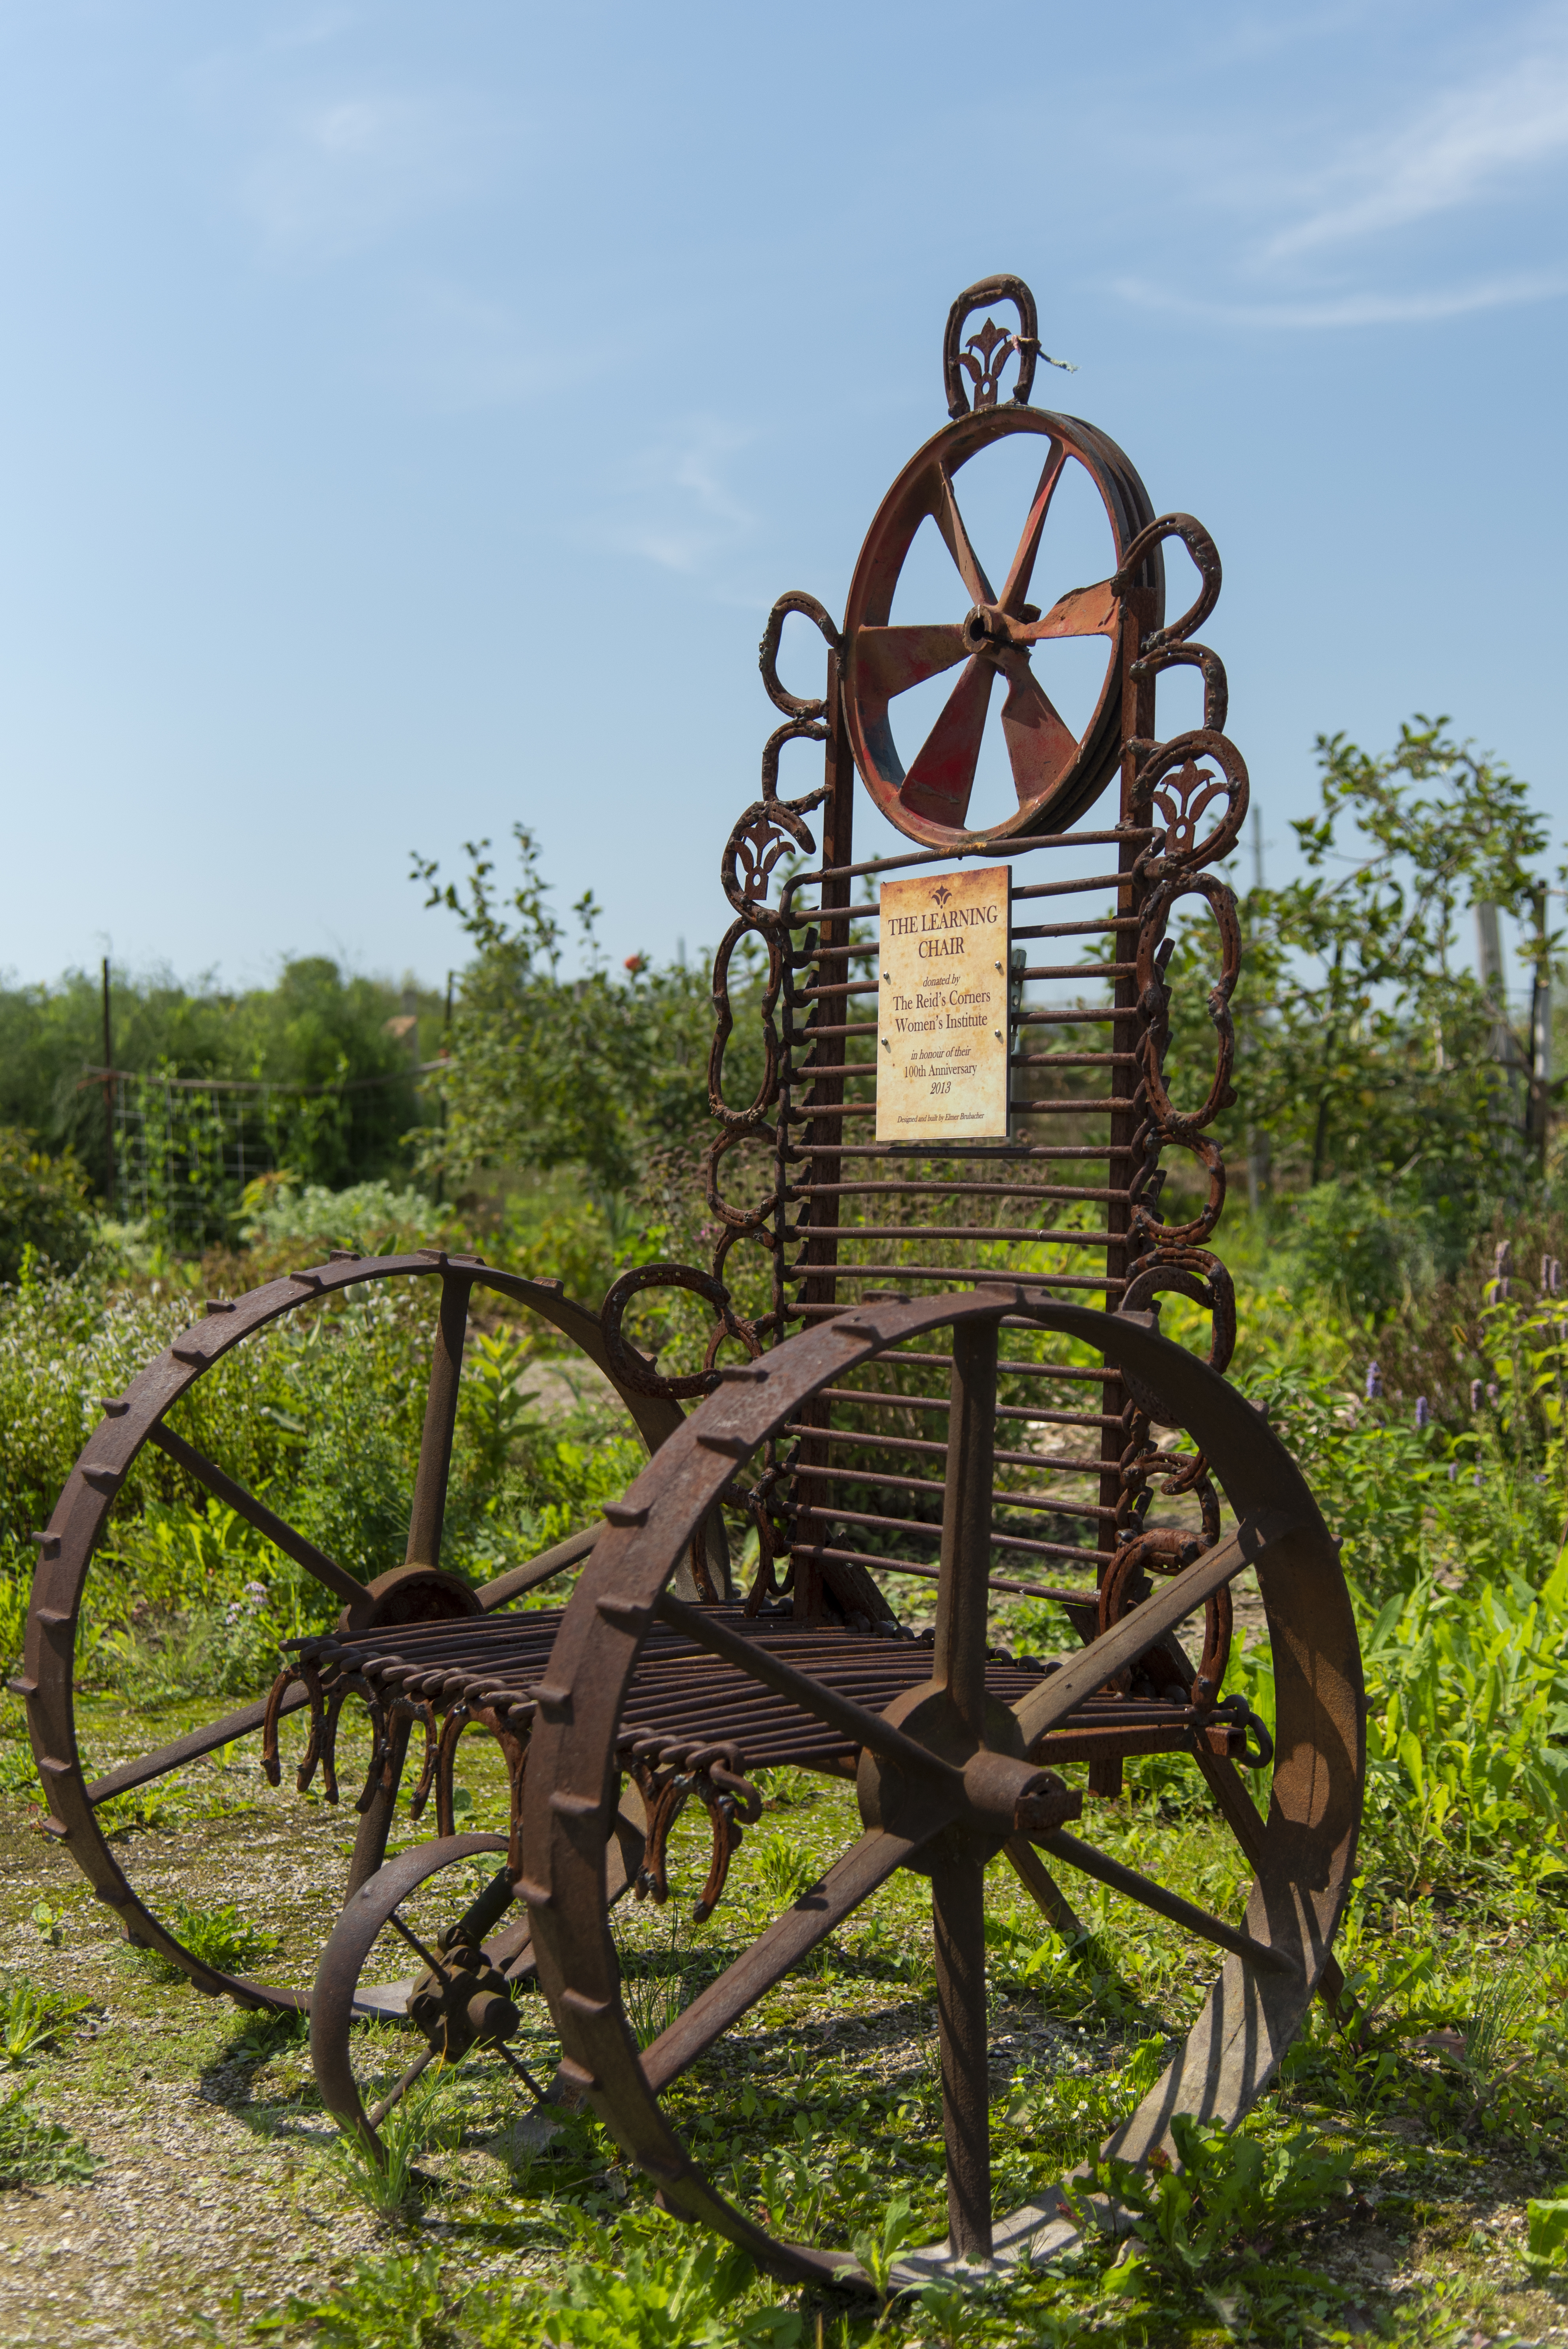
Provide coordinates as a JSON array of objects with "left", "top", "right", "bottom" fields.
[{"left": 25, "top": 269, "right": 1361, "bottom": 2296}]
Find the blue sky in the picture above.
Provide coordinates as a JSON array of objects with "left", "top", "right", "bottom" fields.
[{"left": 2, "top": 0, "right": 1564, "bottom": 996}]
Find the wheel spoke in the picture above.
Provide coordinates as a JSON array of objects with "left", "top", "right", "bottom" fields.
[
  {"left": 367, "top": 2044, "right": 435, "bottom": 2131},
  {"left": 932, "top": 1847, "right": 991, "bottom": 2260},
  {"left": 640, "top": 1826, "right": 918, "bottom": 2092},
  {"left": 900, "top": 659, "right": 995, "bottom": 827},
  {"left": 1036, "top": 1828, "right": 1296, "bottom": 1975},
  {"left": 147, "top": 1422, "right": 366, "bottom": 1611},
  {"left": 854, "top": 624, "right": 968, "bottom": 704},
  {"left": 933, "top": 466, "right": 996, "bottom": 606},
  {"left": 654, "top": 1590, "right": 963, "bottom": 1796},
  {"left": 1019, "top": 578, "right": 1120, "bottom": 642},
  {"left": 86, "top": 1683, "right": 310, "bottom": 1804},
  {"left": 475, "top": 1524, "right": 601, "bottom": 1608},
  {"left": 388, "top": 1906, "right": 446, "bottom": 1977},
  {"left": 998, "top": 441, "right": 1067, "bottom": 614},
  {"left": 1011, "top": 1512, "right": 1300, "bottom": 1751},
  {"left": 1004, "top": 1834, "right": 1084, "bottom": 1941},
  {"left": 995, "top": 655, "right": 1080, "bottom": 805},
  {"left": 933, "top": 1318, "right": 997, "bottom": 1735},
  {"left": 1155, "top": 1631, "right": 1351, "bottom": 2020},
  {"left": 407, "top": 1274, "right": 474, "bottom": 1569},
  {"left": 495, "top": 2039, "right": 549, "bottom": 2103}
]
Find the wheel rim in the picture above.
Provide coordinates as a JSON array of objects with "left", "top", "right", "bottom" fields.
[
  {"left": 520, "top": 1290, "right": 1363, "bottom": 2288},
  {"left": 840, "top": 407, "right": 1157, "bottom": 849},
  {"left": 20, "top": 1250, "right": 685, "bottom": 2009}
]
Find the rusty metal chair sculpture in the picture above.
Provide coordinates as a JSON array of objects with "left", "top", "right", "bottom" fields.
[{"left": 22, "top": 274, "right": 1362, "bottom": 2287}]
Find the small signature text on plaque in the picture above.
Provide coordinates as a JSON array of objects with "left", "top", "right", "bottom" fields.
[{"left": 876, "top": 865, "right": 1011, "bottom": 1144}]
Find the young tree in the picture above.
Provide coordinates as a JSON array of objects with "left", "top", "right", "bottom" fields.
[
  {"left": 412, "top": 828, "right": 759, "bottom": 1201},
  {"left": 1160, "top": 718, "right": 1555, "bottom": 1239}
]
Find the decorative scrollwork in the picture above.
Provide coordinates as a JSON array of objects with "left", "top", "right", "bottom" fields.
[
  {"left": 708, "top": 917, "right": 784, "bottom": 1130},
  {"left": 758, "top": 591, "right": 839, "bottom": 718},
  {"left": 942, "top": 274, "right": 1042, "bottom": 417},
  {"left": 1133, "top": 731, "right": 1249, "bottom": 877},
  {"left": 1128, "top": 640, "right": 1228, "bottom": 734},
  {"left": 1134, "top": 871, "right": 1241, "bottom": 1138},
  {"left": 1111, "top": 512, "right": 1221, "bottom": 651},
  {"left": 601, "top": 1262, "right": 761, "bottom": 1401},
  {"left": 722, "top": 799, "right": 817, "bottom": 921}
]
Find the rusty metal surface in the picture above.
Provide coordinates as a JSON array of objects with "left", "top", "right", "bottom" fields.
[
  {"left": 15, "top": 1250, "right": 688, "bottom": 2005},
  {"left": 520, "top": 1290, "right": 1363, "bottom": 2286},
  {"left": 509, "top": 280, "right": 1362, "bottom": 2285},
  {"left": 622, "top": 277, "right": 1252, "bottom": 1722},
  {"left": 23, "top": 272, "right": 1363, "bottom": 2292}
]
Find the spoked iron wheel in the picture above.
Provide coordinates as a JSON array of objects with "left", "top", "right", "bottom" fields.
[
  {"left": 520, "top": 1292, "right": 1363, "bottom": 2288},
  {"left": 311, "top": 1796, "right": 649, "bottom": 2148},
  {"left": 840, "top": 401, "right": 1163, "bottom": 847},
  {"left": 19, "top": 1250, "right": 691, "bottom": 2011}
]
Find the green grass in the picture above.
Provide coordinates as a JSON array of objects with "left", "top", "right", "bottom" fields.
[
  {"left": 5, "top": 1199, "right": 1568, "bottom": 2342},
  {"left": 0, "top": 2079, "right": 96, "bottom": 2187}
]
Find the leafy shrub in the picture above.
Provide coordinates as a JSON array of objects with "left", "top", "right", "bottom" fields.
[
  {"left": 0, "top": 1133, "right": 94, "bottom": 1284},
  {"left": 238, "top": 1175, "right": 446, "bottom": 1251},
  {"left": 1277, "top": 1180, "right": 1436, "bottom": 1325}
]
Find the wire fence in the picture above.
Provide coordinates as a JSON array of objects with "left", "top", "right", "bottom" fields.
[{"left": 80, "top": 1062, "right": 444, "bottom": 1244}]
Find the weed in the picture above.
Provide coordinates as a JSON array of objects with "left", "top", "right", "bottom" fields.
[
  {"left": 842, "top": 2193, "right": 921, "bottom": 2295},
  {"left": 757, "top": 1767, "right": 819, "bottom": 1810},
  {"left": 753, "top": 1833, "right": 821, "bottom": 1909},
  {"left": 315, "top": 2067, "right": 458, "bottom": 2221},
  {"left": 0, "top": 1974, "right": 90, "bottom": 2067},
  {"left": 232, "top": 2009, "right": 310, "bottom": 2066},
  {"left": 617, "top": 1910, "right": 703, "bottom": 2052},
  {"left": 257, "top": 2249, "right": 463, "bottom": 2345},
  {"left": 1526, "top": 2190, "right": 1568, "bottom": 2273},
  {"left": 0, "top": 2081, "right": 96, "bottom": 2188},
  {"left": 141, "top": 1899, "right": 278, "bottom": 1979},
  {"left": 518, "top": 2210, "right": 802, "bottom": 2347}
]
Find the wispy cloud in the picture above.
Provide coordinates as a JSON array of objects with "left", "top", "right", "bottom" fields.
[
  {"left": 1264, "top": 35, "right": 1568, "bottom": 260},
  {"left": 1113, "top": 8, "right": 1568, "bottom": 331},
  {"left": 605, "top": 421, "right": 756, "bottom": 575},
  {"left": 239, "top": 87, "right": 502, "bottom": 262},
  {"left": 1118, "top": 268, "right": 1568, "bottom": 328}
]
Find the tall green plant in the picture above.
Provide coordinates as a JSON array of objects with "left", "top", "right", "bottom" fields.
[
  {"left": 1162, "top": 718, "right": 1553, "bottom": 1243},
  {"left": 412, "top": 828, "right": 763, "bottom": 1199}
]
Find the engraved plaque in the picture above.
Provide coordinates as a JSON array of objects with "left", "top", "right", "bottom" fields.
[{"left": 876, "top": 865, "right": 1011, "bottom": 1145}]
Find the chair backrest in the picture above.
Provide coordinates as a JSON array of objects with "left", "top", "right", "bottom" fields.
[{"left": 612, "top": 277, "right": 1248, "bottom": 1663}]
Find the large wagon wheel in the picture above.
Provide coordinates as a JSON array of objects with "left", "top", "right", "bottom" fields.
[
  {"left": 521, "top": 1290, "right": 1363, "bottom": 2288},
  {"left": 840, "top": 399, "right": 1167, "bottom": 849},
  {"left": 16, "top": 1249, "right": 701, "bottom": 2012}
]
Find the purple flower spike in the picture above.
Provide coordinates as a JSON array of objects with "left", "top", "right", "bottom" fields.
[
  {"left": 1366, "top": 1362, "right": 1383, "bottom": 1400},
  {"left": 1487, "top": 1382, "right": 1500, "bottom": 1407},
  {"left": 1415, "top": 1396, "right": 1429, "bottom": 1429},
  {"left": 1469, "top": 1379, "right": 1483, "bottom": 1411},
  {"left": 1447, "top": 1462, "right": 1459, "bottom": 1482}
]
